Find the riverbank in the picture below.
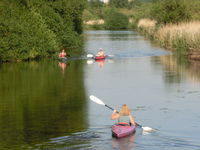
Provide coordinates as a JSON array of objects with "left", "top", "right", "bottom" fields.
[{"left": 137, "top": 19, "right": 200, "bottom": 61}]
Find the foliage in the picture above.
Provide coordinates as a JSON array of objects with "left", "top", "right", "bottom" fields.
[
  {"left": 128, "top": 0, "right": 142, "bottom": 9},
  {"left": 0, "top": 0, "right": 86, "bottom": 62},
  {"left": 109, "top": 0, "right": 129, "bottom": 8},
  {"left": 131, "top": 2, "right": 153, "bottom": 25},
  {"left": 88, "top": 0, "right": 104, "bottom": 8},
  {"left": 150, "top": 0, "right": 191, "bottom": 24},
  {"left": 104, "top": 9, "right": 129, "bottom": 30},
  {"left": 83, "top": 9, "right": 98, "bottom": 22},
  {"left": 0, "top": 4, "right": 58, "bottom": 61}
]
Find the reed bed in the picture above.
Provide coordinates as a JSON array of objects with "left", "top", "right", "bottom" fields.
[
  {"left": 137, "top": 19, "right": 200, "bottom": 59},
  {"left": 155, "top": 21, "right": 200, "bottom": 53},
  {"left": 137, "top": 18, "right": 157, "bottom": 36}
]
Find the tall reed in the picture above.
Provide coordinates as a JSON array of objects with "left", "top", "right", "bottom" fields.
[
  {"left": 155, "top": 21, "right": 200, "bottom": 55},
  {"left": 137, "top": 18, "right": 157, "bottom": 37},
  {"left": 137, "top": 19, "right": 200, "bottom": 57}
]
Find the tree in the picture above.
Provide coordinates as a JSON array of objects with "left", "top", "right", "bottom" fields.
[
  {"left": 104, "top": 9, "right": 129, "bottom": 30},
  {"left": 88, "top": 0, "right": 104, "bottom": 8},
  {"left": 109, "top": 0, "right": 129, "bottom": 8},
  {"left": 150, "top": 0, "right": 191, "bottom": 24}
]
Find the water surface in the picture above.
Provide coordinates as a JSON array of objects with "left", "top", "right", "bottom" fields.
[{"left": 0, "top": 30, "right": 200, "bottom": 150}]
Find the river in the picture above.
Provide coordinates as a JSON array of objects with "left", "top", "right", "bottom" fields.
[{"left": 0, "top": 30, "right": 200, "bottom": 150}]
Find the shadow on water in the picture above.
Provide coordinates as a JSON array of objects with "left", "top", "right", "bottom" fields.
[{"left": 0, "top": 59, "right": 88, "bottom": 150}]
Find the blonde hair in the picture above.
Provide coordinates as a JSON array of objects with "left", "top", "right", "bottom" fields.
[{"left": 119, "top": 104, "right": 130, "bottom": 116}]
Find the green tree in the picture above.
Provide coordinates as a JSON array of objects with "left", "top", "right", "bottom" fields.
[
  {"left": 0, "top": 0, "right": 86, "bottom": 62},
  {"left": 150, "top": 0, "right": 191, "bottom": 24},
  {"left": 88, "top": 0, "right": 104, "bottom": 8},
  {"left": 109, "top": 0, "right": 129, "bottom": 8},
  {"left": 104, "top": 9, "right": 129, "bottom": 30}
]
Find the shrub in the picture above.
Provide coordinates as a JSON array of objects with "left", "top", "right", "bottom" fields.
[
  {"left": 109, "top": 0, "right": 129, "bottom": 8},
  {"left": 104, "top": 9, "right": 129, "bottom": 30},
  {"left": 0, "top": 5, "right": 59, "bottom": 61},
  {"left": 0, "top": 0, "right": 86, "bottom": 62},
  {"left": 150, "top": 0, "right": 191, "bottom": 24}
]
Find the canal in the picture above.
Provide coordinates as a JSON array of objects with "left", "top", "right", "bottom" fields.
[{"left": 0, "top": 30, "right": 200, "bottom": 150}]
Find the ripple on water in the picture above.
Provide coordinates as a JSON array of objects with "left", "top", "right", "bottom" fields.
[
  {"left": 31, "top": 126, "right": 111, "bottom": 150},
  {"left": 135, "top": 131, "right": 200, "bottom": 150}
]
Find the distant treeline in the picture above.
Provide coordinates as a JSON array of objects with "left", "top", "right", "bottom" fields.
[
  {"left": 0, "top": 0, "right": 86, "bottom": 62},
  {"left": 83, "top": 0, "right": 140, "bottom": 30},
  {"left": 131, "top": 0, "right": 200, "bottom": 24}
]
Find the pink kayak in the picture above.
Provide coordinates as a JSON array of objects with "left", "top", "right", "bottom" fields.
[
  {"left": 112, "top": 123, "right": 136, "bottom": 138},
  {"left": 95, "top": 56, "right": 106, "bottom": 60}
]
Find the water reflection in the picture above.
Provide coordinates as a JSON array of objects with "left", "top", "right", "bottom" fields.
[
  {"left": 96, "top": 59, "right": 105, "bottom": 68},
  {"left": 157, "top": 55, "right": 200, "bottom": 84},
  {"left": 58, "top": 62, "right": 67, "bottom": 72},
  {"left": 0, "top": 60, "right": 87, "bottom": 149},
  {"left": 86, "top": 59, "right": 106, "bottom": 68},
  {"left": 112, "top": 134, "right": 135, "bottom": 150}
]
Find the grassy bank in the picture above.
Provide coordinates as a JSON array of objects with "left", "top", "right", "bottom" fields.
[
  {"left": 137, "top": 19, "right": 200, "bottom": 60},
  {"left": 132, "top": 0, "right": 200, "bottom": 60}
]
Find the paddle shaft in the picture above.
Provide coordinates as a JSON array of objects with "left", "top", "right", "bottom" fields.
[{"left": 105, "top": 104, "right": 114, "bottom": 111}]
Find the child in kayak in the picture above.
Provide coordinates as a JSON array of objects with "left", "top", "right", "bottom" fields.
[
  {"left": 110, "top": 104, "right": 136, "bottom": 126},
  {"left": 58, "top": 49, "right": 66, "bottom": 58},
  {"left": 96, "top": 48, "right": 105, "bottom": 57}
]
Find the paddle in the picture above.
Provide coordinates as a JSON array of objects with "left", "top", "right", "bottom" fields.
[
  {"left": 87, "top": 54, "right": 114, "bottom": 58},
  {"left": 89, "top": 95, "right": 155, "bottom": 132},
  {"left": 87, "top": 54, "right": 94, "bottom": 58}
]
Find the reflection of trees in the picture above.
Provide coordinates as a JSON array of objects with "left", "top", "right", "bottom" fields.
[
  {"left": 158, "top": 55, "right": 200, "bottom": 84},
  {"left": 108, "top": 32, "right": 131, "bottom": 41},
  {"left": 0, "top": 60, "right": 87, "bottom": 149}
]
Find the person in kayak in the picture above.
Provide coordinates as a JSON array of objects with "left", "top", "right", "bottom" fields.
[
  {"left": 58, "top": 49, "right": 66, "bottom": 58},
  {"left": 96, "top": 48, "right": 105, "bottom": 57},
  {"left": 110, "top": 104, "right": 136, "bottom": 126}
]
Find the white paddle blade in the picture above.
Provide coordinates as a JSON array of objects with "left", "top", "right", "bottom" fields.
[
  {"left": 142, "top": 126, "right": 155, "bottom": 132},
  {"left": 107, "top": 55, "right": 114, "bottom": 57},
  {"left": 87, "top": 54, "right": 94, "bottom": 58},
  {"left": 89, "top": 95, "right": 105, "bottom": 106}
]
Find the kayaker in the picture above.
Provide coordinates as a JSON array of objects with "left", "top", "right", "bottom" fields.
[
  {"left": 110, "top": 104, "right": 136, "bottom": 126},
  {"left": 58, "top": 49, "right": 66, "bottom": 58},
  {"left": 96, "top": 48, "right": 105, "bottom": 57}
]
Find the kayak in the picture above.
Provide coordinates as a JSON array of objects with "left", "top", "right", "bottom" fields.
[
  {"left": 95, "top": 56, "right": 106, "bottom": 60},
  {"left": 112, "top": 123, "right": 136, "bottom": 138}
]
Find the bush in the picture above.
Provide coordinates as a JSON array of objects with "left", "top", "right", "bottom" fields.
[
  {"left": 0, "top": 0, "right": 85, "bottom": 62},
  {"left": 104, "top": 9, "right": 129, "bottom": 30},
  {"left": 109, "top": 0, "right": 129, "bottom": 8},
  {"left": 0, "top": 5, "right": 59, "bottom": 61},
  {"left": 150, "top": 0, "right": 191, "bottom": 24}
]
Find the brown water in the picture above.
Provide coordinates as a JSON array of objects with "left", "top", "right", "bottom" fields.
[{"left": 0, "top": 30, "right": 200, "bottom": 150}]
